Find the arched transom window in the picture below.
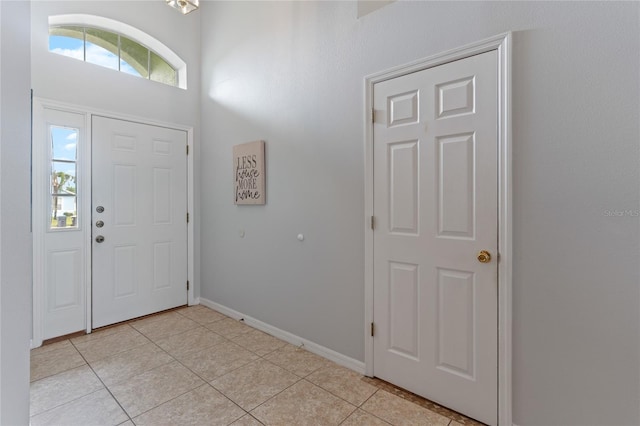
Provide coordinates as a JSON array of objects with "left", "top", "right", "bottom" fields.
[{"left": 48, "top": 15, "right": 187, "bottom": 89}]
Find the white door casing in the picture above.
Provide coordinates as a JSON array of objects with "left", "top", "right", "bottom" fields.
[
  {"left": 364, "top": 34, "right": 512, "bottom": 426},
  {"left": 365, "top": 33, "right": 512, "bottom": 426},
  {"left": 91, "top": 116, "right": 188, "bottom": 328},
  {"left": 372, "top": 50, "right": 498, "bottom": 425}
]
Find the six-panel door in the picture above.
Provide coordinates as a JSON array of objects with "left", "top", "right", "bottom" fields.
[
  {"left": 92, "top": 116, "right": 188, "bottom": 328},
  {"left": 373, "top": 50, "right": 499, "bottom": 425}
]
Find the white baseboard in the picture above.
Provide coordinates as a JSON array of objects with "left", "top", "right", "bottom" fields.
[{"left": 199, "top": 297, "right": 365, "bottom": 375}]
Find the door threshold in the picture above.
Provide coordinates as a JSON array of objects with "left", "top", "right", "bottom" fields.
[
  {"left": 91, "top": 304, "right": 188, "bottom": 332},
  {"left": 41, "top": 330, "right": 87, "bottom": 346},
  {"left": 40, "top": 305, "right": 189, "bottom": 344}
]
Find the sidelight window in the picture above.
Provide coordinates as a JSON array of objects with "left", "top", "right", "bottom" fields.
[{"left": 50, "top": 126, "right": 79, "bottom": 229}]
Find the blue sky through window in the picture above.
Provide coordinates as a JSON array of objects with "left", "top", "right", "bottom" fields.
[
  {"left": 49, "top": 32, "right": 142, "bottom": 77},
  {"left": 51, "top": 126, "right": 77, "bottom": 161},
  {"left": 51, "top": 126, "right": 77, "bottom": 194},
  {"left": 49, "top": 34, "right": 83, "bottom": 60}
]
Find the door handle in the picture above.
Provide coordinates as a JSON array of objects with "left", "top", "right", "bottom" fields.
[
  {"left": 96, "top": 220, "right": 104, "bottom": 228},
  {"left": 95, "top": 235, "right": 105, "bottom": 243},
  {"left": 477, "top": 250, "right": 491, "bottom": 263}
]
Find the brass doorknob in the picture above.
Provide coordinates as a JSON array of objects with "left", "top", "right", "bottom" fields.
[{"left": 477, "top": 250, "right": 491, "bottom": 263}]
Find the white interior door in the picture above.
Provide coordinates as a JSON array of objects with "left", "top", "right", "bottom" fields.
[
  {"left": 372, "top": 51, "right": 498, "bottom": 425},
  {"left": 92, "top": 116, "right": 188, "bottom": 328}
]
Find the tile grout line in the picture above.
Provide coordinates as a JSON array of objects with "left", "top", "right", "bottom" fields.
[
  {"left": 234, "top": 343, "right": 320, "bottom": 416},
  {"left": 307, "top": 376, "right": 376, "bottom": 410},
  {"left": 335, "top": 393, "right": 392, "bottom": 426},
  {"left": 363, "top": 377, "right": 482, "bottom": 425},
  {"left": 29, "top": 352, "right": 87, "bottom": 384},
  {"left": 72, "top": 324, "right": 154, "bottom": 365},
  {"left": 30, "top": 309, "right": 230, "bottom": 424},
  {"left": 130, "top": 318, "right": 252, "bottom": 422},
  {"left": 69, "top": 337, "right": 136, "bottom": 425},
  {"left": 242, "top": 375, "right": 305, "bottom": 418},
  {"left": 206, "top": 310, "right": 461, "bottom": 424},
  {"left": 346, "top": 388, "right": 395, "bottom": 425},
  {"left": 152, "top": 320, "right": 325, "bottom": 423},
  {"left": 34, "top": 306, "right": 461, "bottom": 426},
  {"left": 203, "top": 334, "right": 310, "bottom": 420},
  {"left": 124, "top": 309, "right": 347, "bottom": 424},
  {"left": 237, "top": 413, "right": 266, "bottom": 425},
  {"left": 74, "top": 322, "right": 198, "bottom": 422},
  {"left": 182, "top": 314, "right": 365, "bottom": 423},
  {"left": 128, "top": 309, "right": 254, "bottom": 423},
  {"left": 216, "top": 308, "right": 477, "bottom": 425},
  {"left": 294, "top": 363, "right": 381, "bottom": 413},
  {"left": 207, "top": 316, "right": 435, "bottom": 426},
  {"left": 248, "top": 378, "right": 360, "bottom": 424},
  {"left": 119, "top": 326, "right": 211, "bottom": 421},
  {"left": 207, "top": 356, "right": 298, "bottom": 411},
  {"left": 29, "top": 342, "right": 105, "bottom": 419},
  {"left": 298, "top": 377, "right": 360, "bottom": 422},
  {"left": 30, "top": 383, "right": 108, "bottom": 421}
]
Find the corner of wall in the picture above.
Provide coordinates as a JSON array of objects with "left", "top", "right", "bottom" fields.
[
  {"left": 199, "top": 297, "right": 366, "bottom": 374},
  {"left": 0, "top": 0, "right": 32, "bottom": 424}
]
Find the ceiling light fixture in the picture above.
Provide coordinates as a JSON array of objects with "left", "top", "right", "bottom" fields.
[{"left": 166, "top": 0, "right": 199, "bottom": 15}]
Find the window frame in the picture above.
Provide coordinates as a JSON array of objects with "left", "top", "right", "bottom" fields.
[
  {"left": 48, "top": 14, "right": 187, "bottom": 89},
  {"left": 49, "top": 125, "right": 79, "bottom": 230}
]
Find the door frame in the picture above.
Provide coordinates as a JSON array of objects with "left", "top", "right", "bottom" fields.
[
  {"left": 32, "top": 97, "right": 196, "bottom": 348},
  {"left": 363, "top": 32, "right": 512, "bottom": 425}
]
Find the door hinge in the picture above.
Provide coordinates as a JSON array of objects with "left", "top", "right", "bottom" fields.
[
  {"left": 370, "top": 322, "right": 375, "bottom": 337},
  {"left": 187, "top": 212, "right": 190, "bottom": 223},
  {"left": 186, "top": 145, "right": 189, "bottom": 155},
  {"left": 187, "top": 280, "right": 190, "bottom": 290},
  {"left": 371, "top": 108, "right": 375, "bottom": 123},
  {"left": 370, "top": 216, "right": 375, "bottom": 230}
]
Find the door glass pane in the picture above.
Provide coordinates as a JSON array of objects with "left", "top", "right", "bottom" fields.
[
  {"left": 49, "top": 26, "right": 84, "bottom": 60},
  {"left": 120, "top": 36, "right": 148, "bottom": 78},
  {"left": 51, "top": 196, "right": 77, "bottom": 228},
  {"left": 85, "top": 28, "right": 119, "bottom": 71},
  {"left": 49, "top": 125, "right": 79, "bottom": 230},
  {"left": 150, "top": 51, "right": 177, "bottom": 86},
  {"left": 51, "top": 126, "right": 78, "bottom": 161},
  {"left": 51, "top": 162, "right": 76, "bottom": 195}
]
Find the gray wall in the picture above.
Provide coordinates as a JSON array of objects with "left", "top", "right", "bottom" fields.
[
  {"left": 0, "top": 1, "right": 32, "bottom": 424},
  {"left": 199, "top": 1, "right": 640, "bottom": 425}
]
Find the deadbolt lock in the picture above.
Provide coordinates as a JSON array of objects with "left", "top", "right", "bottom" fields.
[
  {"left": 477, "top": 250, "right": 492, "bottom": 263},
  {"left": 96, "top": 206, "right": 104, "bottom": 213}
]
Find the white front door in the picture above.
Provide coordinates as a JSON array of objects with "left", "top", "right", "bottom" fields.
[
  {"left": 92, "top": 116, "right": 188, "bottom": 328},
  {"left": 373, "top": 51, "right": 498, "bottom": 425}
]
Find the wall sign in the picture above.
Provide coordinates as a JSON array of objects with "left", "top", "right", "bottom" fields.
[{"left": 233, "top": 140, "right": 265, "bottom": 205}]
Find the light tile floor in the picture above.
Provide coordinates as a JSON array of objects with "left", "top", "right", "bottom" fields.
[{"left": 30, "top": 305, "right": 483, "bottom": 426}]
